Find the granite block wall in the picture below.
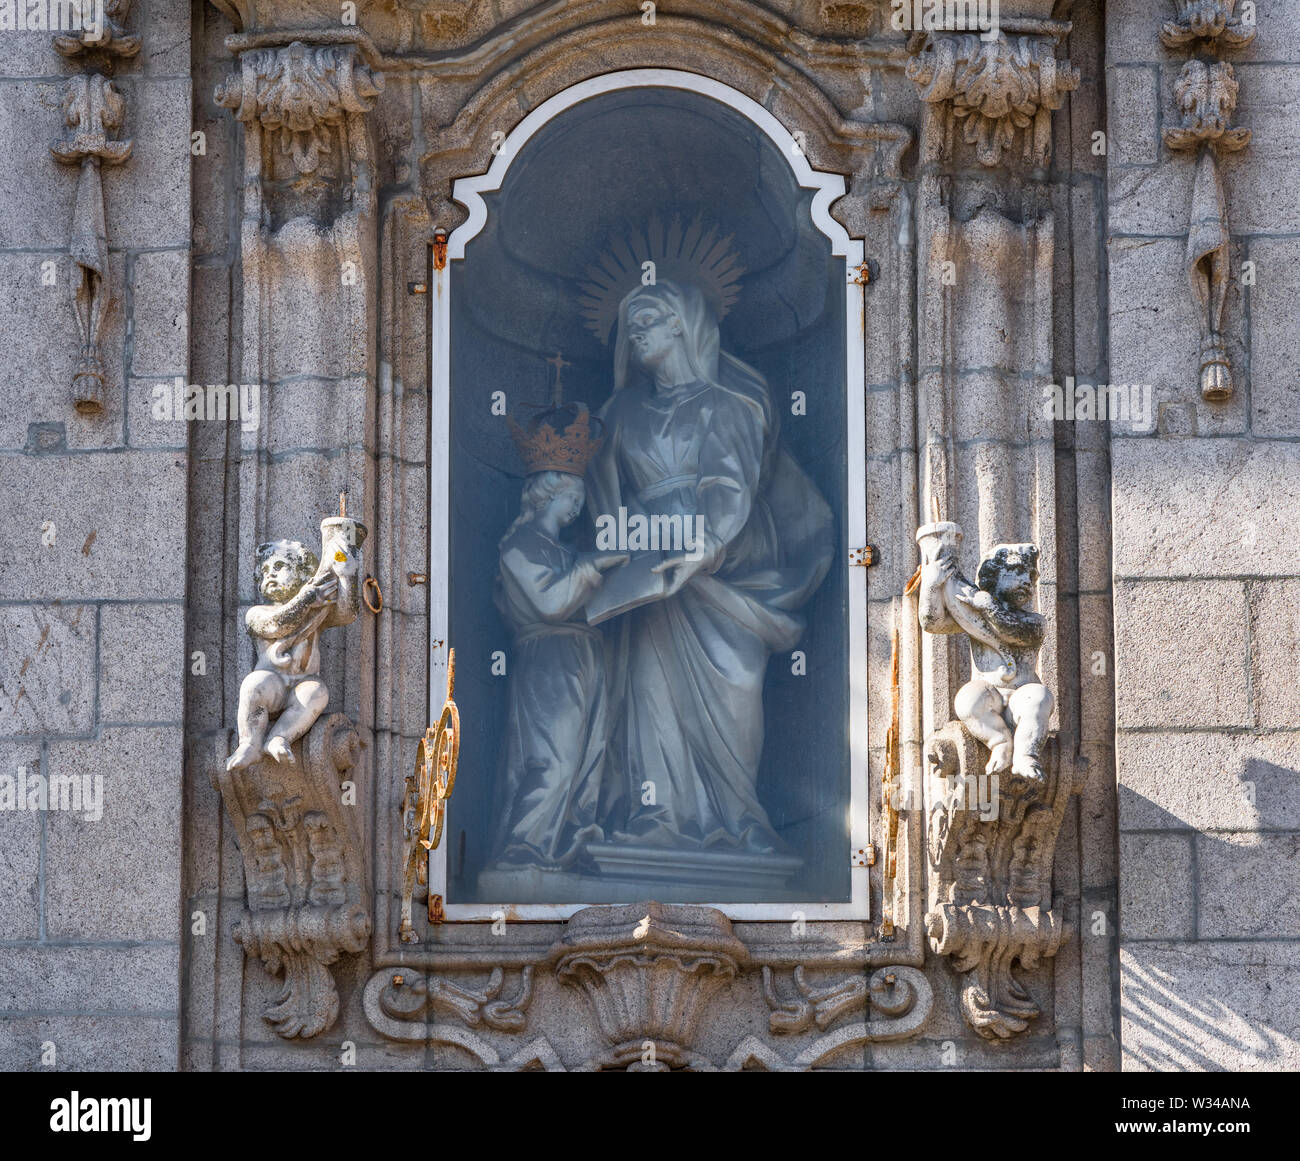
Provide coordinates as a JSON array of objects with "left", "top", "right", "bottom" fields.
[{"left": 0, "top": 0, "right": 192, "bottom": 1070}]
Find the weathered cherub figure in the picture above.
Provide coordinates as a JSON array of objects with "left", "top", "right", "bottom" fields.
[
  {"left": 918, "top": 533, "right": 1053, "bottom": 781},
  {"left": 227, "top": 538, "right": 358, "bottom": 771}
]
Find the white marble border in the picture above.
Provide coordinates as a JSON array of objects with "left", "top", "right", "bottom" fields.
[{"left": 430, "top": 68, "right": 869, "bottom": 921}]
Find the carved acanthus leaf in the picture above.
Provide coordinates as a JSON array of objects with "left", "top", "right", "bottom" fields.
[
  {"left": 215, "top": 41, "right": 384, "bottom": 174},
  {"left": 1160, "top": 0, "right": 1256, "bottom": 51},
  {"left": 50, "top": 74, "right": 133, "bottom": 166},
  {"left": 906, "top": 31, "right": 1079, "bottom": 167},
  {"left": 1163, "top": 60, "right": 1250, "bottom": 153}
]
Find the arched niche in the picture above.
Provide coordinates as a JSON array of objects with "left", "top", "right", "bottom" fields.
[{"left": 429, "top": 70, "right": 869, "bottom": 921}]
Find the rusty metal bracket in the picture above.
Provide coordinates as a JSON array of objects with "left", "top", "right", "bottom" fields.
[
  {"left": 849, "top": 545, "right": 876, "bottom": 567},
  {"left": 432, "top": 229, "right": 448, "bottom": 271},
  {"left": 408, "top": 280, "right": 428, "bottom": 295},
  {"left": 850, "top": 261, "right": 872, "bottom": 285},
  {"left": 852, "top": 844, "right": 876, "bottom": 868}
]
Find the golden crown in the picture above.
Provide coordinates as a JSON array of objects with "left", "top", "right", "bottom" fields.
[
  {"left": 578, "top": 214, "right": 745, "bottom": 344},
  {"left": 508, "top": 401, "right": 604, "bottom": 476}
]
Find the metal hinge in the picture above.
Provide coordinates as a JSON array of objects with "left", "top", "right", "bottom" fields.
[
  {"left": 852, "top": 844, "right": 876, "bottom": 868},
  {"left": 849, "top": 545, "right": 876, "bottom": 567},
  {"left": 850, "top": 261, "right": 872, "bottom": 285},
  {"left": 432, "top": 228, "right": 448, "bottom": 270}
]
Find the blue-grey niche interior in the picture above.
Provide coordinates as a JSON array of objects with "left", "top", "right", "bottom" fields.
[{"left": 447, "top": 84, "right": 852, "bottom": 905}]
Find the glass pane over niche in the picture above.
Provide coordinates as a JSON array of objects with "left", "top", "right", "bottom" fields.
[{"left": 440, "top": 81, "right": 858, "bottom": 911}]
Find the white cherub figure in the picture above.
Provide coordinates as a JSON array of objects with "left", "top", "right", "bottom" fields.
[
  {"left": 918, "top": 527, "right": 1054, "bottom": 782},
  {"left": 227, "top": 531, "right": 360, "bottom": 771}
]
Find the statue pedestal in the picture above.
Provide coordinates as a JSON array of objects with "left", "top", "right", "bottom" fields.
[
  {"left": 586, "top": 842, "right": 802, "bottom": 894},
  {"left": 477, "top": 845, "right": 803, "bottom": 904}
]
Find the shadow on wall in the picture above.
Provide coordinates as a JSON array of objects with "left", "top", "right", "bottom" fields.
[{"left": 1119, "top": 755, "right": 1300, "bottom": 1071}]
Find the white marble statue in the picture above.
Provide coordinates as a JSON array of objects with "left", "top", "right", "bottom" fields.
[
  {"left": 916, "top": 521, "right": 1053, "bottom": 781},
  {"left": 491, "top": 463, "right": 627, "bottom": 868},
  {"left": 227, "top": 514, "right": 365, "bottom": 771},
  {"left": 585, "top": 280, "right": 834, "bottom": 852}
]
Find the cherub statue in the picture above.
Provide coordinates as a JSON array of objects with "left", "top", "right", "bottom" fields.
[
  {"left": 227, "top": 512, "right": 365, "bottom": 771},
  {"left": 916, "top": 521, "right": 1053, "bottom": 781}
]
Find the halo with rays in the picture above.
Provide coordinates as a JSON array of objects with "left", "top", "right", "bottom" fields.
[{"left": 578, "top": 215, "right": 746, "bottom": 345}]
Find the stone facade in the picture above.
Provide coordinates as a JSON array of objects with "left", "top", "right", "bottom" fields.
[{"left": 0, "top": 0, "right": 1294, "bottom": 1072}]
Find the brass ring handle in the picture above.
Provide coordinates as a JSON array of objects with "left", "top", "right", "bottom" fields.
[{"left": 363, "top": 575, "right": 383, "bottom": 614}]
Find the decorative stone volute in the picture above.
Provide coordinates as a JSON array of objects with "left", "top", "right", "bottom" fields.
[{"left": 550, "top": 902, "right": 749, "bottom": 1071}]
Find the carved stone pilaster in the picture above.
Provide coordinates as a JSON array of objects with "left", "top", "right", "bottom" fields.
[
  {"left": 906, "top": 26, "right": 1079, "bottom": 169},
  {"left": 550, "top": 902, "right": 748, "bottom": 1071},
  {"left": 213, "top": 713, "right": 371, "bottom": 1039},
  {"left": 924, "top": 722, "right": 1075, "bottom": 1039}
]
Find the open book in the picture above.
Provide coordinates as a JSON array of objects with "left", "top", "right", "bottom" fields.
[{"left": 585, "top": 551, "right": 666, "bottom": 625}]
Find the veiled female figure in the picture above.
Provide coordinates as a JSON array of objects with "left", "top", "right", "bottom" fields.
[{"left": 586, "top": 280, "right": 833, "bottom": 854}]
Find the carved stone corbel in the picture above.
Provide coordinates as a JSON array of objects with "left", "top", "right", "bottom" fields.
[
  {"left": 215, "top": 38, "right": 383, "bottom": 179},
  {"left": 905, "top": 25, "right": 1079, "bottom": 169},
  {"left": 214, "top": 32, "right": 383, "bottom": 228},
  {"left": 49, "top": 0, "right": 139, "bottom": 415},
  {"left": 1162, "top": 33, "right": 1253, "bottom": 402},
  {"left": 924, "top": 721, "right": 1072, "bottom": 1039},
  {"left": 550, "top": 901, "right": 748, "bottom": 1071},
  {"left": 213, "top": 713, "right": 371, "bottom": 1039}
]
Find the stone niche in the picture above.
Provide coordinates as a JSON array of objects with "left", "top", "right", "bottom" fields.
[{"left": 189, "top": 0, "right": 1108, "bottom": 1071}]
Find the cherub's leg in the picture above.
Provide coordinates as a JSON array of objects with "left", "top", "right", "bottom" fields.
[
  {"left": 227, "top": 671, "right": 288, "bottom": 770},
  {"left": 954, "top": 678, "right": 1015, "bottom": 775},
  {"left": 1008, "top": 683, "right": 1054, "bottom": 781},
  {"left": 264, "top": 677, "right": 329, "bottom": 763}
]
